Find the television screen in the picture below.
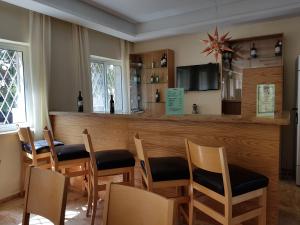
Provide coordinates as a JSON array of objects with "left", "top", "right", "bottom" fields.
[{"left": 176, "top": 63, "right": 220, "bottom": 91}]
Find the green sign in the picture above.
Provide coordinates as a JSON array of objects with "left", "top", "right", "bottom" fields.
[
  {"left": 166, "top": 88, "right": 184, "bottom": 115},
  {"left": 257, "top": 84, "right": 275, "bottom": 117}
]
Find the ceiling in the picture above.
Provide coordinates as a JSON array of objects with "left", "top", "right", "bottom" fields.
[{"left": 3, "top": 0, "right": 300, "bottom": 42}]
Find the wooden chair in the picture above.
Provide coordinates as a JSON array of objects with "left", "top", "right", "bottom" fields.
[
  {"left": 133, "top": 133, "right": 190, "bottom": 222},
  {"left": 185, "top": 139, "right": 268, "bottom": 225},
  {"left": 82, "top": 129, "right": 135, "bottom": 225},
  {"left": 43, "top": 127, "right": 89, "bottom": 190},
  {"left": 18, "top": 126, "right": 63, "bottom": 193},
  {"left": 103, "top": 183, "right": 174, "bottom": 225},
  {"left": 22, "top": 166, "right": 68, "bottom": 225}
]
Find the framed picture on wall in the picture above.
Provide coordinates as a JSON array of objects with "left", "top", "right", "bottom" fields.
[{"left": 256, "top": 84, "right": 275, "bottom": 117}]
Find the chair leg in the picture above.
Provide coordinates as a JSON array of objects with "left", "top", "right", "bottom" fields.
[
  {"left": 91, "top": 184, "right": 98, "bottom": 225},
  {"left": 130, "top": 168, "right": 134, "bottom": 186},
  {"left": 22, "top": 212, "right": 30, "bottom": 225},
  {"left": 224, "top": 201, "right": 232, "bottom": 225},
  {"left": 258, "top": 188, "right": 267, "bottom": 225},
  {"left": 188, "top": 185, "right": 193, "bottom": 225},
  {"left": 86, "top": 176, "right": 92, "bottom": 217}
]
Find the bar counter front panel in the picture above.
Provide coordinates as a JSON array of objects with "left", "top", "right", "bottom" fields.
[{"left": 49, "top": 111, "right": 290, "bottom": 225}]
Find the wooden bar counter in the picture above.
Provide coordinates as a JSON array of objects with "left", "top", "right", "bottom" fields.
[{"left": 49, "top": 111, "right": 289, "bottom": 225}]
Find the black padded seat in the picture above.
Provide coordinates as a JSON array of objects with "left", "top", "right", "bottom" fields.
[
  {"left": 55, "top": 144, "right": 89, "bottom": 161},
  {"left": 141, "top": 157, "right": 190, "bottom": 182},
  {"left": 193, "top": 165, "right": 269, "bottom": 197},
  {"left": 22, "top": 140, "right": 64, "bottom": 154},
  {"left": 95, "top": 150, "right": 135, "bottom": 170}
]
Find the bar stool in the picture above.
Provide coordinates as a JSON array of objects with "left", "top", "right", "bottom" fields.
[
  {"left": 18, "top": 126, "right": 63, "bottom": 193},
  {"left": 133, "top": 133, "right": 190, "bottom": 222},
  {"left": 82, "top": 129, "right": 135, "bottom": 225},
  {"left": 43, "top": 127, "right": 90, "bottom": 191},
  {"left": 185, "top": 139, "right": 268, "bottom": 225}
]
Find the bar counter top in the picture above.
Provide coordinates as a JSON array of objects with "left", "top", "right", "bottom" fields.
[{"left": 49, "top": 111, "right": 290, "bottom": 126}]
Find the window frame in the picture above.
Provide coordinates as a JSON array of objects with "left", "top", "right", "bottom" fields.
[
  {"left": 90, "top": 55, "right": 123, "bottom": 113},
  {"left": 0, "top": 39, "right": 30, "bottom": 133}
]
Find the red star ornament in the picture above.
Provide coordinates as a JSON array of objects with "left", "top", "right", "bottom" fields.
[{"left": 201, "top": 27, "right": 233, "bottom": 61}]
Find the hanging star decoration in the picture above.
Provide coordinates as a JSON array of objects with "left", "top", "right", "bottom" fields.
[{"left": 201, "top": 27, "right": 233, "bottom": 61}]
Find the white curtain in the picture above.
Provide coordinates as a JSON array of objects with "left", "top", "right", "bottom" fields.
[
  {"left": 72, "top": 24, "right": 92, "bottom": 112},
  {"left": 120, "top": 40, "right": 131, "bottom": 113},
  {"left": 28, "top": 12, "right": 51, "bottom": 139}
]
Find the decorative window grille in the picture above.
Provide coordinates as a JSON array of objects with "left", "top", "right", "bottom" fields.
[
  {"left": 0, "top": 47, "right": 26, "bottom": 126},
  {"left": 91, "top": 59, "right": 123, "bottom": 112}
]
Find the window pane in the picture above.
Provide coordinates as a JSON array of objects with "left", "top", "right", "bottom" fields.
[
  {"left": 0, "top": 48, "right": 26, "bottom": 125},
  {"left": 106, "top": 64, "right": 123, "bottom": 112},
  {"left": 91, "top": 62, "right": 106, "bottom": 112}
]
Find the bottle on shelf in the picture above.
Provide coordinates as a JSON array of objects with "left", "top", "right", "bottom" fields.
[
  {"left": 77, "top": 91, "right": 83, "bottom": 112},
  {"left": 150, "top": 74, "right": 154, "bottom": 83},
  {"left": 275, "top": 40, "right": 282, "bottom": 56},
  {"left": 151, "top": 61, "right": 155, "bottom": 69},
  {"left": 110, "top": 95, "right": 115, "bottom": 114},
  {"left": 137, "top": 57, "right": 143, "bottom": 67},
  {"left": 155, "top": 89, "right": 160, "bottom": 103},
  {"left": 163, "top": 53, "right": 167, "bottom": 67},
  {"left": 155, "top": 75, "right": 160, "bottom": 83},
  {"left": 250, "top": 43, "right": 257, "bottom": 58},
  {"left": 160, "top": 54, "right": 164, "bottom": 67}
]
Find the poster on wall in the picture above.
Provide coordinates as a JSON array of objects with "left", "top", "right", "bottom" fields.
[
  {"left": 166, "top": 88, "right": 184, "bottom": 115},
  {"left": 256, "top": 84, "right": 275, "bottom": 117}
]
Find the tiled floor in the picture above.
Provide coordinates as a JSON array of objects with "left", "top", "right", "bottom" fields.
[{"left": 0, "top": 180, "right": 299, "bottom": 225}]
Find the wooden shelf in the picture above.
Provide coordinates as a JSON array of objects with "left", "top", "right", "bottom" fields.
[{"left": 143, "top": 82, "right": 168, "bottom": 85}]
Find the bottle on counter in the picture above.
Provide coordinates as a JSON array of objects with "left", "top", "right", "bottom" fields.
[
  {"left": 77, "top": 91, "right": 83, "bottom": 112},
  {"left": 110, "top": 95, "right": 115, "bottom": 114},
  {"left": 155, "top": 89, "right": 160, "bottom": 103},
  {"left": 250, "top": 43, "right": 257, "bottom": 58},
  {"left": 275, "top": 40, "right": 282, "bottom": 56}
]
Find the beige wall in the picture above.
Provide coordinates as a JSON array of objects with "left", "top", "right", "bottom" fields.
[
  {"left": 134, "top": 16, "right": 300, "bottom": 172},
  {"left": 0, "top": 1, "right": 29, "bottom": 43},
  {"left": 0, "top": 2, "right": 122, "bottom": 200},
  {"left": 49, "top": 18, "right": 122, "bottom": 112},
  {"left": 133, "top": 16, "right": 300, "bottom": 116},
  {"left": 0, "top": 132, "right": 22, "bottom": 200}
]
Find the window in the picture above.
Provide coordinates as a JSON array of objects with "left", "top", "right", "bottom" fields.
[
  {"left": 0, "top": 42, "right": 28, "bottom": 131},
  {"left": 90, "top": 57, "right": 123, "bottom": 112}
]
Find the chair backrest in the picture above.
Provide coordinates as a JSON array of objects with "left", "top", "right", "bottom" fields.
[
  {"left": 133, "top": 134, "right": 153, "bottom": 183},
  {"left": 22, "top": 166, "right": 68, "bottom": 225},
  {"left": 185, "top": 139, "right": 232, "bottom": 196},
  {"left": 43, "top": 127, "right": 59, "bottom": 170},
  {"left": 18, "top": 127, "right": 37, "bottom": 157},
  {"left": 82, "top": 129, "right": 97, "bottom": 173},
  {"left": 103, "top": 183, "right": 174, "bottom": 225}
]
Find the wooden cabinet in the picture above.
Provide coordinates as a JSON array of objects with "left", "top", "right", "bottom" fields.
[
  {"left": 130, "top": 49, "right": 174, "bottom": 115},
  {"left": 222, "top": 33, "right": 284, "bottom": 115}
]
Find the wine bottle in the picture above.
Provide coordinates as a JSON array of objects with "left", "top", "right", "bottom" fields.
[
  {"left": 275, "top": 40, "right": 282, "bottom": 56},
  {"left": 160, "top": 54, "right": 164, "bottom": 67},
  {"left": 250, "top": 43, "right": 257, "bottom": 58},
  {"left": 164, "top": 53, "right": 167, "bottom": 67},
  {"left": 110, "top": 95, "right": 115, "bottom": 114},
  {"left": 150, "top": 74, "right": 154, "bottom": 83},
  {"left": 77, "top": 91, "right": 83, "bottom": 112},
  {"left": 155, "top": 75, "right": 160, "bottom": 83},
  {"left": 155, "top": 89, "right": 160, "bottom": 103}
]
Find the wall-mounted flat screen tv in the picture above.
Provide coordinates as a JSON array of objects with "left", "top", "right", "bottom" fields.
[{"left": 176, "top": 63, "right": 220, "bottom": 91}]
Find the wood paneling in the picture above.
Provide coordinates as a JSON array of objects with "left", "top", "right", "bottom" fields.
[
  {"left": 242, "top": 66, "right": 283, "bottom": 117},
  {"left": 50, "top": 113, "right": 285, "bottom": 225}
]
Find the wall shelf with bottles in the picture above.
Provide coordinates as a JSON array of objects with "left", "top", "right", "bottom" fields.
[
  {"left": 221, "top": 33, "right": 284, "bottom": 115},
  {"left": 130, "top": 49, "right": 174, "bottom": 115}
]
